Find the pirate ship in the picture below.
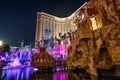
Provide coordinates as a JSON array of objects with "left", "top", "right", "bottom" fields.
[{"left": 31, "top": 47, "right": 54, "bottom": 70}]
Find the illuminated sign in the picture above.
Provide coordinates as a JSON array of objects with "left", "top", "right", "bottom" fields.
[
  {"left": 61, "top": 38, "right": 70, "bottom": 54},
  {"left": 61, "top": 38, "right": 70, "bottom": 46},
  {"left": 53, "top": 38, "right": 70, "bottom": 56},
  {"left": 53, "top": 44, "right": 62, "bottom": 55},
  {"left": 44, "top": 28, "right": 51, "bottom": 33}
]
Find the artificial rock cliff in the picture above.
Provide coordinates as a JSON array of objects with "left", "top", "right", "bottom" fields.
[{"left": 67, "top": 0, "right": 120, "bottom": 76}]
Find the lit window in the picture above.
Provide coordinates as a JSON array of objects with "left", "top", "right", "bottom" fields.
[{"left": 90, "top": 17, "right": 98, "bottom": 30}]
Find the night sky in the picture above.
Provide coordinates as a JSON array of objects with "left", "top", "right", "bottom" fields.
[{"left": 0, "top": 0, "right": 89, "bottom": 46}]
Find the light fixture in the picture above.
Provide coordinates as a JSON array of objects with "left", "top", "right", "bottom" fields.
[
  {"left": 90, "top": 17, "right": 98, "bottom": 30},
  {"left": 0, "top": 40, "right": 3, "bottom": 46}
]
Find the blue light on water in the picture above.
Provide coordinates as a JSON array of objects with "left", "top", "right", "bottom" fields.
[
  {"left": 1, "top": 67, "right": 69, "bottom": 80},
  {"left": 1, "top": 70, "right": 5, "bottom": 78},
  {"left": 26, "top": 67, "right": 30, "bottom": 80},
  {"left": 1, "top": 67, "right": 35, "bottom": 80},
  {"left": 16, "top": 69, "right": 20, "bottom": 80},
  {"left": 6, "top": 70, "right": 10, "bottom": 80}
]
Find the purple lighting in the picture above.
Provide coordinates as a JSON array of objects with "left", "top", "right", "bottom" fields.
[
  {"left": 2, "top": 67, "right": 35, "bottom": 80},
  {"left": 9, "top": 57, "right": 21, "bottom": 67},
  {"left": 0, "top": 44, "right": 34, "bottom": 69},
  {"left": 53, "top": 72, "right": 68, "bottom": 80}
]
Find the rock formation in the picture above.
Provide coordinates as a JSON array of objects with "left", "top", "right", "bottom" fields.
[{"left": 67, "top": 0, "right": 120, "bottom": 76}]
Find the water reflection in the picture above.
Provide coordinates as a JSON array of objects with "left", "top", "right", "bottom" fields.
[
  {"left": 53, "top": 71, "right": 68, "bottom": 80},
  {"left": 30, "top": 71, "right": 53, "bottom": 80},
  {"left": 1, "top": 67, "right": 120, "bottom": 80},
  {"left": 2, "top": 67, "right": 35, "bottom": 80}
]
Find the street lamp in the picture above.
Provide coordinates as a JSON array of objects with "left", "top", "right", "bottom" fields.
[{"left": 0, "top": 40, "right": 3, "bottom": 46}]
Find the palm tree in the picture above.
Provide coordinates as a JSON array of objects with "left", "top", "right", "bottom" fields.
[{"left": 74, "top": 18, "right": 80, "bottom": 28}]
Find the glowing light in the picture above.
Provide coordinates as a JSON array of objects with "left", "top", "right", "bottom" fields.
[
  {"left": 53, "top": 44, "right": 61, "bottom": 55},
  {"left": 68, "top": 13, "right": 75, "bottom": 19},
  {"left": 54, "top": 13, "right": 75, "bottom": 21},
  {"left": 34, "top": 68, "right": 38, "bottom": 71},
  {"left": 53, "top": 72, "right": 68, "bottom": 80},
  {"left": 90, "top": 17, "right": 98, "bottom": 30},
  {"left": 10, "top": 57, "right": 22, "bottom": 67},
  {"left": 0, "top": 40, "right": 3, "bottom": 46},
  {"left": 55, "top": 17, "right": 66, "bottom": 21}
]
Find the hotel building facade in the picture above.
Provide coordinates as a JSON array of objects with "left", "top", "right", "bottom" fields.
[{"left": 35, "top": 2, "right": 89, "bottom": 46}]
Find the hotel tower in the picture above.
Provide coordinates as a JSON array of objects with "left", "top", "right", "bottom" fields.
[{"left": 35, "top": 2, "right": 89, "bottom": 46}]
